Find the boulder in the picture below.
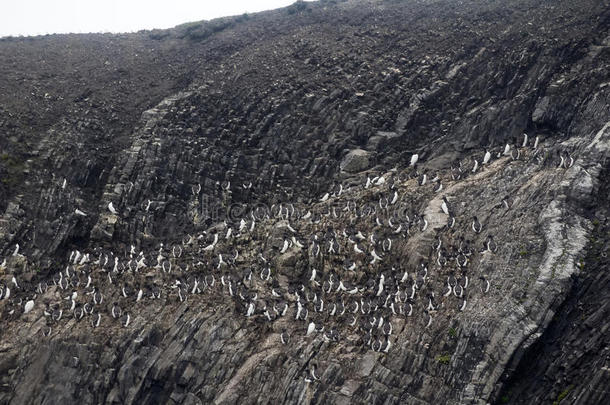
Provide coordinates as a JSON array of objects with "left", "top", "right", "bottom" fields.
[{"left": 340, "top": 149, "right": 371, "bottom": 172}]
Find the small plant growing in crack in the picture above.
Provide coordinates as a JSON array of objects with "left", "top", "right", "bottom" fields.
[{"left": 436, "top": 354, "right": 451, "bottom": 365}]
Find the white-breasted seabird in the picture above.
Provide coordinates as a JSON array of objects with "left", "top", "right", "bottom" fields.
[
  {"left": 486, "top": 236, "right": 498, "bottom": 253},
  {"left": 245, "top": 302, "right": 255, "bottom": 317},
  {"left": 370, "top": 249, "right": 383, "bottom": 264},
  {"left": 71, "top": 250, "right": 80, "bottom": 264},
  {"left": 391, "top": 191, "right": 398, "bottom": 205},
  {"left": 217, "top": 254, "right": 227, "bottom": 269},
  {"left": 24, "top": 299, "right": 34, "bottom": 314},
  {"left": 260, "top": 267, "right": 271, "bottom": 281},
  {"left": 376, "top": 274, "right": 385, "bottom": 297},
  {"left": 410, "top": 154, "right": 419, "bottom": 166},
  {"left": 382, "top": 238, "right": 392, "bottom": 252},
  {"left": 441, "top": 197, "right": 450, "bottom": 216},
  {"left": 306, "top": 321, "right": 316, "bottom": 336},
  {"left": 92, "top": 312, "right": 101, "bottom": 328},
  {"left": 309, "top": 268, "right": 319, "bottom": 285},
  {"left": 93, "top": 290, "right": 103, "bottom": 305},
  {"left": 483, "top": 150, "right": 491, "bottom": 164},
  {"left": 203, "top": 233, "right": 218, "bottom": 251},
  {"left": 108, "top": 202, "right": 118, "bottom": 215},
  {"left": 472, "top": 216, "right": 482, "bottom": 233},
  {"left": 425, "top": 312, "right": 433, "bottom": 328},
  {"left": 405, "top": 302, "right": 413, "bottom": 316},
  {"left": 382, "top": 321, "right": 393, "bottom": 335},
  {"left": 427, "top": 295, "right": 436, "bottom": 311},
  {"left": 292, "top": 236, "right": 304, "bottom": 249},
  {"left": 444, "top": 278, "right": 452, "bottom": 297},
  {"left": 112, "top": 302, "right": 121, "bottom": 318},
  {"left": 479, "top": 276, "right": 490, "bottom": 293},
  {"left": 383, "top": 337, "right": 392, "bottom": 353},
  {"left": 121, "top": 313, "right": 131, "bottom": 327}
]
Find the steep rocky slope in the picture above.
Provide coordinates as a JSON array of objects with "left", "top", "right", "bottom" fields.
[{"left": 0, "top": 0, "right": 609, "bottom": 404}]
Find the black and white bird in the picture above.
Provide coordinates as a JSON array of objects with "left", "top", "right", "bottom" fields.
[
  {"left": 486, "top": 235, "right": 498, "bottom": 253},
  {"left": 441, "top": 197, "right": 450, "bottom": 216},
  {"left": 483, "top": 150, "right": 491, "bottom": 165},
  {"left": 310, "top": 364, "right": 321, "bottom": 381},
  {"left": 472, "top": 216, "right": 482, "bottom": 233},
  {"left": 24, "top": 299, "right": 34, "bottom": 314},
  {"left": 410, "top": 154, "right": 419, "bottom": 166}
]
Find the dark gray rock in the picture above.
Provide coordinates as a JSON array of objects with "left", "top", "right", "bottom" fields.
[{"left": 0, "top": 1, "right": 608, "bottom": 405}]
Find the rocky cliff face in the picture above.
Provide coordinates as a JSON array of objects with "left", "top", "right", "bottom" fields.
[{"left": 0, "top": 0, "right": 609, "bottom": 404}]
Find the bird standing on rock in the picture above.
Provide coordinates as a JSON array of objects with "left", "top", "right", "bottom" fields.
[
  {"left": 472, "top": 216, "right": 482, "bottom": 234},
  {"left": 441, "top": 197, "right": 450, "bottom": 216},
  {"left": 24, "top": 299, "right": 34, "bottom": 314},
  {"left": 483, "top": 150, "right": 491, "bottom": 165}
]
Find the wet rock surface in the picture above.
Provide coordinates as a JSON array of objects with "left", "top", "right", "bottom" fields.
[{"left": 0, "top": 0, "right": 609, "bottom": 404}]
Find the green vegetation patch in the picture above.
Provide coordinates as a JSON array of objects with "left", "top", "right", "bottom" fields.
[
  {"left": 287, "top": 0, "right": 309, "bottom": 14},
  {"left": 436, "top": 353, "right": 451, "bottom": 365},
  {"left": 177, "top": 18, "right": 236, "bottom": 41},
  {"left": 553, "top": 385, "right": 573, "bottom": 405}
]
